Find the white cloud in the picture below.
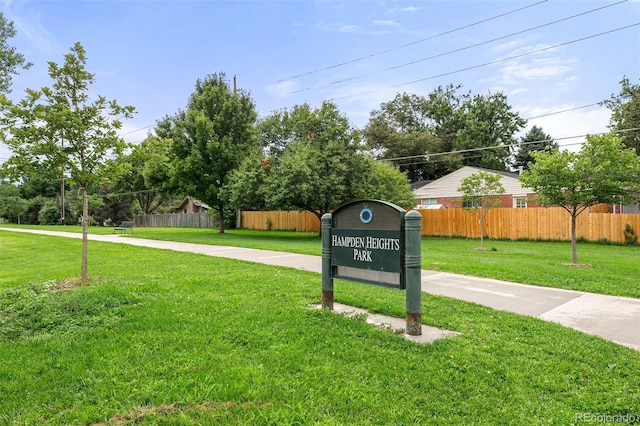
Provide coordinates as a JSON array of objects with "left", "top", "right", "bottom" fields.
[
  {"left": 521, "top": 106, "right": 611, "bottom": 152},
  {"left": 3, "top": 1, "right": 64, "bottom": 56},
  {"left": 373, "top": 20, "right": 400, "bottom": 27},
  {"left": 265, "top": 80, "right": 302, "bottom": 98},
  {"left": 339, "top": 24, "right": 361, "bottom": 33}
]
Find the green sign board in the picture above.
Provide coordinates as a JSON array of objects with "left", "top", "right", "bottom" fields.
[
  {"left": 331, "top": 228, "right": 401, "bottom": 272},
  {"left": 330, "top": 200, "right": 405, "bottom": 289}
]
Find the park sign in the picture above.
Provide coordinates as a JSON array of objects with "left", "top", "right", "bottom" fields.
[
  {"left": 321, "top": 199, "right": 423, "bottom": 335},
  {"left": 330, "top": 200, "right": 404, "bottom": 288}
]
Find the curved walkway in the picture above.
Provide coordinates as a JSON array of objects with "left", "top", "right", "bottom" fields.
[{"left": 2, "top": 227, "right": 639, "bottom": 351}]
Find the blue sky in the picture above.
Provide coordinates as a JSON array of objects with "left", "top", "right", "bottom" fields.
[{"left": 0, "top": 0, "right": 638, "bottom": 163}]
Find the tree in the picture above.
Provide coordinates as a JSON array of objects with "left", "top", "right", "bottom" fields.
[
  {"left": 454, "top": 91, "right": 527, "bottom": 171},
  {"left": 366, "top": 85, "right": 526, "bottom": 179},
  {"left": 601, "top": 77, "right": 640, "bottom": 155},
  {"left": 164, "top": 73, "right": 258, "bottom": 233},
  {"left": 512, "top": 125, "right": 557, "bottom": 172},
  {"left": 0, "top": 182, "right": 28, "bottom": 223},
  {"left": 364, "top": 92, "right": 445, "bottom": 182},
  {"left": 0, "top": 12, "right": 31, "bottom": 94},
  {"left": 352, "top": 157, "right": 417, "bottom": 209},
  {"left": 0, "top": 42, "right": 134, "bottom": 281},
  {"left": 228, "top": 102, "right": 416, "bottom": 226},
  {"left": 117, "top": 136, "right": 174, "bottom": 215},
  {"left": 263, "top": 102, "right": 360, "bottom": 221},
  {"left": 458, "top": 171, "right": 505, "bottom": 250},
  {"left": 520, "top": 134, "right": 640, "bottom": 265}
]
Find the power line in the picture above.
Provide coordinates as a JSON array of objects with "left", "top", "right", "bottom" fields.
[
  {"left": 381, "top": 127, "right": 640, "bottom": 166},
  {"left": 524, "top": 103, "right": 601, "bottom": 120},
  {"left": 331, "top": 23, "right": 640, "bottom": 102},
  {"left": 309, "top": 1, "right": 628, "bottom": 90},
  {"left": 279, "top": 0, "right": 549, "bottom": 82}
]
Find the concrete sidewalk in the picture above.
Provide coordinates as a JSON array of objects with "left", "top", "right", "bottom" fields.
[{"left": 2, "top": 227, "right": 639, "bottom": 351}]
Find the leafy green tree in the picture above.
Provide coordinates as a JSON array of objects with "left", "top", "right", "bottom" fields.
[
  {"left": 364, "top": 92, "right": 445, "bottom": 182},
  {"left": 264, "top": 115, "right": 356, "bottom": 221},
  {"left": 454, "top": 91, "right": 527, "bottom": 171},
  {"left": 116, "top": 136, "right": 174, "bottom": 215},
  {"left": 162, "top": 73, "right": 258, "bottom": 233},
  {"left": 520, "top": 134, "right": 640, "bottom": 265},
  {"left": 0, "top": 182, "right": 28, "bottom": 223},
  {"left": 0, "top": 42, "right": 134, "bottom": 280},
  {"left": 352, "top": 157, "right": 417, "bottom": 209},
  {"left": 601, "top": 76, "right": 640, "bottom": 154},
  {"left": 366, "top": 85, "right": 526, "bottom": 178},
  {"left": 512, "top": 125, "right": 557, "bottom": 172},
  {"left": 0, "top": 12, "right": 31, "bottom": 94},
  {"left": 229, "top": 102, "right": 415, "bottom": 226},
  {"left": 458, "top": 171, "right": 505, "bottom": 249}
]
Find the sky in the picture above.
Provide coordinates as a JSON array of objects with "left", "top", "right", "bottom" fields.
[{"left": 0, "top": 0, "right": 638, "bottom": 164}]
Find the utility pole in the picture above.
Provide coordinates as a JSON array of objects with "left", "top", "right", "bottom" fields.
[{"left": 60, "top": 132, "right": 65, "bottom": 226}]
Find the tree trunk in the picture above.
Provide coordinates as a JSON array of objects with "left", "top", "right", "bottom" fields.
[
  {"left": 478, "top": 207, "right": 486, "bottom": 249},
  {"left": 81, "top": 186, "right": 89, "bottom": 281},
  {"left": 218, "top": 204, "right": 225, "bottom": 234},
  {"left": 570, "top": 212, "right": 579, "bottom": 265}
]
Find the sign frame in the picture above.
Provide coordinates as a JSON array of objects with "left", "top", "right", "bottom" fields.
[{"left": 321, "top": 199, "right": 423, "bottom": 335}]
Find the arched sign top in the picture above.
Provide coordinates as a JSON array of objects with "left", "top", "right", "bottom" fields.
[{"left": 332, "top": 199, "right": 405, "bottom": 231}]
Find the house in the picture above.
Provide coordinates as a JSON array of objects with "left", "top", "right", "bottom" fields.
[
  {"left": 174, "top": 196, "right": 211, "bottom": 214},
  {"left": 412, "top": 166, "right": 538, "bottom": 209}
]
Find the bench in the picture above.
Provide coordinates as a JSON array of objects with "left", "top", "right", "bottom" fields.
[{"left": 113, "top": 221, "right": 133, "bottom": 234}]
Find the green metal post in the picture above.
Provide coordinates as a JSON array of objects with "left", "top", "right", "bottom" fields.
[
  {"left": 404, "top": 210, "right": 422, "bottom": 335},
  {"left": 321, "top": 213, "right": 334, "bottom": 310}
]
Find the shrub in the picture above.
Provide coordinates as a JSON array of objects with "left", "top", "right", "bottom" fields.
[
  {"left": 623, "top": 224, "right": 638, "bottom": 245},
  {"left": 37, "top": 201, "right": 61, "bottom": 225}
]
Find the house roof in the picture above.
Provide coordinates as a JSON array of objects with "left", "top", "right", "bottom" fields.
[
  {"left": 410, "top": 180, "right": 433, "bottom": 191},
  {"left": 175, "top": 196, "right": 211, "bottom": 211},
  {"left": 413, "top": 166, "right": 535, "bottom": 199}
]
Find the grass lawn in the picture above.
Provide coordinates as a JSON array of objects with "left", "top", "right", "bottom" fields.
[
  {"left": 4, "top": 224, "right": 640, "bottom": 298},
  {"left": 0, "top": 232, "right": 639, "bottom": 424}
]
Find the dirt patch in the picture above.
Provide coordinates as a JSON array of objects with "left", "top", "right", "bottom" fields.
[
  {"left": 562, "top": 263, "right": 594, "bottom": 268},
  {"left": 91, "top": 401, "right": 273, "bottom": 425}
]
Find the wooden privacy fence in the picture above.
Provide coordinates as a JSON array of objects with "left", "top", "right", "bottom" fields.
[
  {"left": 239, "top": 208, "right": 640, "bottom": 243},
  {"left": 134, "top": 213, "right": 215, "bottom": 228},
  {"left": 239, "top": 210, "right": 321, "bottom": 233}
]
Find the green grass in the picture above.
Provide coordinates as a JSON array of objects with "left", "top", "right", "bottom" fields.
[
  {"left": 4, "top": 224, "right": 639, "bottom": 298},
  {"left": 0, "top": 232, "right": 638, "bottom": 424}
]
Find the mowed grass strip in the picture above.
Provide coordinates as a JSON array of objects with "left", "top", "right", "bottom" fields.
[
  {"left": 0, "top": 233, "right": 638, "bottom": 425},
  {"left": 4, "top": 225, "right": 639, "bottom": 298}
]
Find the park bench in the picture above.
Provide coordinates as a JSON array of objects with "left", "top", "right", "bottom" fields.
[{"left": 113, "top": 221, "right": 133, "bottom": 235}]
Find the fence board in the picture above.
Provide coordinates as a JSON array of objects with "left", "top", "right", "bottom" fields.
[
  {"left": 239, "top": 208, "right": 640, "bottom": 243},
  {"left": 134, "top": 213, "right": 215, "bottom": 228}
]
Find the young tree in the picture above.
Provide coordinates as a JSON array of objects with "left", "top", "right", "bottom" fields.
[
  {"left": 0, "top": 42, "right": 134, "bottom": 281},
  {"left": 512, "top": 125, "right": 557, "bottom": 172},
  {"left": 601, "top": 76, "right": 640, "bottom": 155},
  {"left": 164, "top": 73, "right": 258, "bottom": 233},
  {"left": 458, "top": 171, "right": 505, "bottom": 250},
  {"left": 520, "top": 134, "right": 640, "bottom": 265}
]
